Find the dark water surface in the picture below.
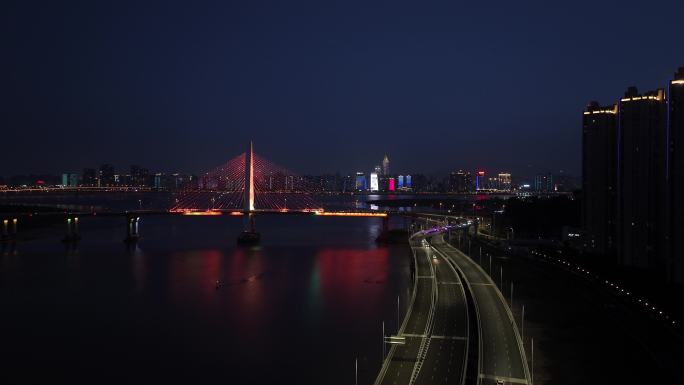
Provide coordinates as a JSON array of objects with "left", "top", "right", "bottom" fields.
[{"left": 0, "top": 215, "right": 412, "bottom": 384}]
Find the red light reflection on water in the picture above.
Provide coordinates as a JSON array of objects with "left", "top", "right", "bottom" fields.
[
  {"left": 314, "top": 247, "right": 390, "bottom": 314},
  {"left": 169, "top": 249, "right": 222, "bottom": 303}
]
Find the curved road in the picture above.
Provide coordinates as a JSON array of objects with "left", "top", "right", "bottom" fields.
[
  {"left": 375, "top": 223, "right": 529, "bottom": 385},
  {"left": 431, "top": 235, "right": 529, "bottom": 385}
]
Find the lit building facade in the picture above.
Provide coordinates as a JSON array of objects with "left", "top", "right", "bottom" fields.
[
  {"left": 475, "top": 170, "right": 485, "bottom": 191},
  {"left": 355, "top": 172, "right": 367, "bottom": 191},
  {"left": 370, "top": 172, "right": 379, "bottom": 192},
  {"left": 498, "top": 173, "right": 512, "bottom": 190}
]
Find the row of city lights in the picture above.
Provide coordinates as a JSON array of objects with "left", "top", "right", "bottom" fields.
[
  {"left": 171, "top": 208, "right": 388, "bottom": 217},
  {"left": 530, "top": 250, "right": 677, "bottom": 327}
]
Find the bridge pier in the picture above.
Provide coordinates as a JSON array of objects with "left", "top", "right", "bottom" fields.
[
  {"left": 125, "top": 216, "right": 141, "bottom": 243},
  {"left": 62, "top": 216, "right": 81, "bottom": 243},
  {"left": 1, "top": 218, "right": 13, "bottom": 243},
  {"left": 237, "top": 213, "right": 261, "bottom": 245}
]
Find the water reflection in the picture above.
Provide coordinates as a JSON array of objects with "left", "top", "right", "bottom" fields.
[
  {"left": 128, "top": 243, "right": 146, "bottom": 292},
  {"left": 0, "top": 216, "right": 410, "bottom": 385}
]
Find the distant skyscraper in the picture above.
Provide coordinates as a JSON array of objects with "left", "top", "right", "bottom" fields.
[
  {"left": 534, "top": 173, "right": 553, "bottom": 192},
  {"left": 398, "top": 175, "right": 404, "bottom": 189},
  {"left": 388, "top": 177, "right": 395, "bottom": 191},
  {"left": 617, "top": 87, "right": 667, "bottom": 272},
  {"left": 370, "top": 172, "right": 379, "bottom": 192},
  {"left": 582, "top": 102, "right": 618, "bottom": 254},
  {"left": 668, "top": 68, "right": 684, "bottom": 283},
  {"left": 61, "top": 173, "right": 79, "bottom": 187},
  {"left": 475, "top": 170, "right": 485, "bottom": 191},
  {"left": 355, "top": 172, "right": 367, "bottom": 191},
  {"left": 374, "top": 165, "right": 382, "bottom": 175},
  {"left": 382, "top": 155, "right": 390, "bottom": 176},
  {"left": 82, "top": 168, "right": 96, "bottom": 186},
  {"left": 131, "top": 165, "right": 149, "bottom": 187},
  {"left": 498, "top": 173, "right": 512, "bottom": 190},
  {"left": 406, "top": 175, "right": 412, "bottom": 188},
  {"left": 99, "top": 164, "right": 115, "bottom": 186},
  {"left": 449, "top": 170, "right": 470, "bottom": 192}
]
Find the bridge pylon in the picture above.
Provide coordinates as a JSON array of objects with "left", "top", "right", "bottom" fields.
[{"left": 237, "top": 141, "right": 261, "bottom": 245}]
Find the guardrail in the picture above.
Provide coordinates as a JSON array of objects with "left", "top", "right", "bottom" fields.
[{"left": 408, "top": 248, "right": 437, "bottom": 385}]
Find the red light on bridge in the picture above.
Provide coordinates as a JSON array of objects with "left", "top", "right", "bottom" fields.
[{"left": 172, "top": 209, "right": 224, "bottom": 216}]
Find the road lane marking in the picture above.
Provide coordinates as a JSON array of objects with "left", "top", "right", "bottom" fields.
[
  {"left": 431, "top": 335, "right": 467, "bottom": 340},
  {"left": 479, "top": 374, "right": 528, "bottom": 384}
]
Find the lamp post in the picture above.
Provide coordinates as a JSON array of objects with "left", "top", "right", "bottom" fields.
[
  {"left": 510, "top": 281, "right": 514, "bottom": 308},
  {"left": 382, "top": 321, "right": 385, "bottom": 362},
  {"left": 397, "top": 296, "right": 401, "bottom": 333},
  {"left": 355, "top": 357, "right": 358, "bottom": 385}
]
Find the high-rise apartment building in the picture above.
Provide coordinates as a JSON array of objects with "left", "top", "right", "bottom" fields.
[
  {"left": 617, "top": 87, "right": 667, "bottom": 272},
  {"left": 582, "top": 102, "right": 618, "bottom": 254},
  {"left": 667, "top": 68, "right": 684, "bottom": 283}
]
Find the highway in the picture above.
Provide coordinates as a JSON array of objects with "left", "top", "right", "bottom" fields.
[
  {"left": 376, "top": 233, "right": 468, "bottom": 385},
  {"left": 414, "top": 242, "right": 468, "bottom": 385},
  {"left": 431, "top": 235, "right": 529, "bottom": 385}
]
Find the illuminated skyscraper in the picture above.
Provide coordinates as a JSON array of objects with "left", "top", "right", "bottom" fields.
[
  {"left": 582, "top": 102, "right": 618, "bottom": 254},
  {"left": 355, "top": 172, "right": 367, "bottom": 191},
  {"left": 475, "top": 170, "right": 485, "bottom": 191},
  {"left": 398, "top": 175, "right": 404, "bottom": 189},
  {"left": 370, "top": 172, "right": 379, "bottom": 192},
  {"left": 382, "top": 155, "right": 390, "bottom": 176},
  {"left": 406, "top": 175, "right": 412, "bottom": 188},
  {"left": 498, "top": 173, "right": 512, "bottom": 190}
]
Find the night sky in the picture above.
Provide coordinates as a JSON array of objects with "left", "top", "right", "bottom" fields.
[{"left": 2, "top": 0, "right": 683, "bottom": 178}]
